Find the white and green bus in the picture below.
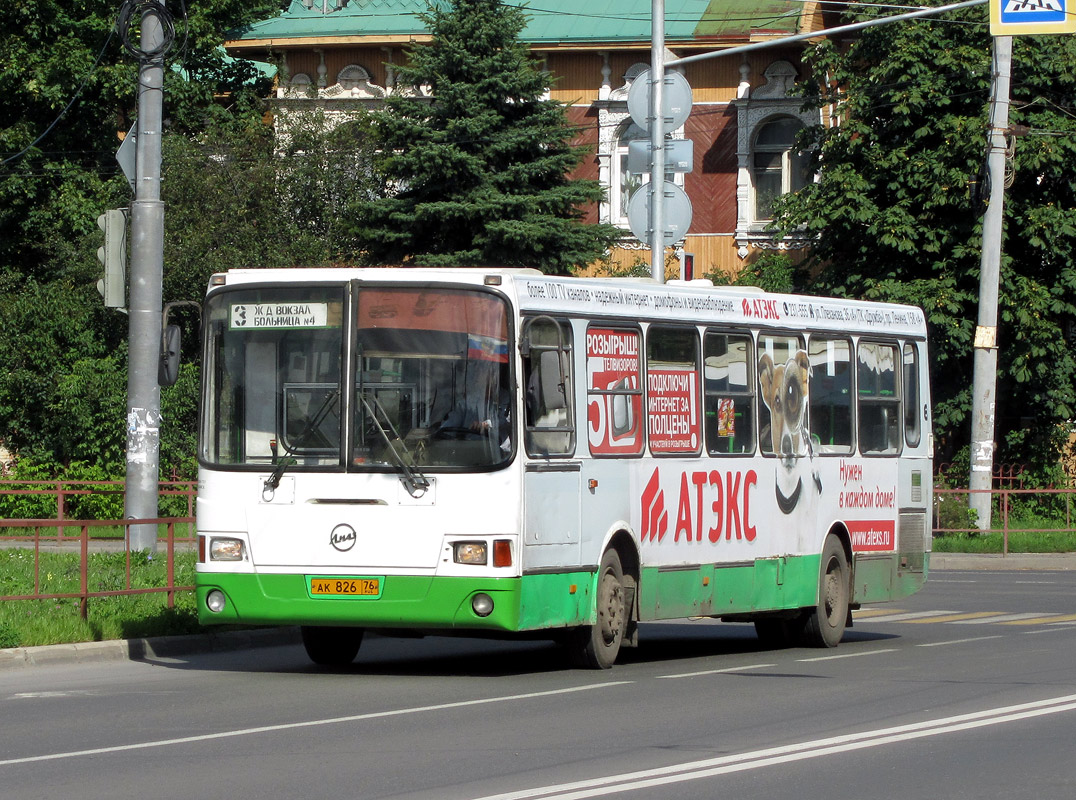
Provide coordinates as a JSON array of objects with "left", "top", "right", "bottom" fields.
[{"left": 195, "top": 268, "right": 932, "bottom": 668}]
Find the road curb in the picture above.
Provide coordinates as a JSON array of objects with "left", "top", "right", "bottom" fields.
[
  {"left": 0, "top": 626, "right": 301, "bottom": 672},
  {"left": 932, "top": 552, "right": 1076, "bottom": 571}
]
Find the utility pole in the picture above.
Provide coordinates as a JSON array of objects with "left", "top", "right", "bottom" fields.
[
  {"left": 125, "top": 2, "right": 169, "bottom": 554},
  {"left": 649, "top": 0, "right": 666, "bottom": 282},
  {"left": 968, "top": 34, "right": 1012, "bottom": 530}
]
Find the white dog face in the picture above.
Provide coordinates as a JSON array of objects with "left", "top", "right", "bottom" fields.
[{"left": 758, "top": 351, "right": 811, "bottom": 461}]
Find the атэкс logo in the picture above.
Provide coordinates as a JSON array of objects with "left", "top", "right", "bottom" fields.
[{"left": 641, "top": 468, "right": 668, "bottom": 543}]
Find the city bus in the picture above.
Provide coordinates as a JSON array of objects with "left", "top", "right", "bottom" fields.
[{"left": 195, "top": 267, "right": 932, "bottom": 668}]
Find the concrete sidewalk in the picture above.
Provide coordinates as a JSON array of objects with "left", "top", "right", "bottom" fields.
[{"left": 2, "top": 553, "right": 1074, "bottom": 672}]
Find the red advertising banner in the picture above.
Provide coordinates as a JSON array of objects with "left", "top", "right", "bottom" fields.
[
  {"left": 586, "top": 328, "right": 643, "bottom": 455},
  {"left": 848, "top": 520, "right": 896, "bottom": 551},
  {"left": 647, "top": 368, "right": 700, "bottom": 453}
]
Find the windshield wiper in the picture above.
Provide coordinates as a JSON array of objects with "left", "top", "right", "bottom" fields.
[
  {"left": 263, "top": 389, "right": 341, "bottom": 495},
  {"left": 359, "top": 392, "right": 430, "bottom": 498}
]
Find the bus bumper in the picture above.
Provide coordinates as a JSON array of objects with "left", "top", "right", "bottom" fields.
[{"left": 196, "top": 573, "right": 528, "bottom": 632}]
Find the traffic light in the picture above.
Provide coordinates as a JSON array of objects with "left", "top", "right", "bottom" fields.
[{"left": 96, "top": 208, "right": 128, "bottom": 308}]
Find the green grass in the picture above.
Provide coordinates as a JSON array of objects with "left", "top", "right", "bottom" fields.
[
  {"left": 933, "top": 529, "right": 1076, "bottom": 554},
  {"left": 0, "top": 549, "right": 200, "bottom": 648}
]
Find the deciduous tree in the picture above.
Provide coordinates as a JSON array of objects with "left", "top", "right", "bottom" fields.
[{"left": 775, "top": 7, "right": 1076, "bottom": 478}]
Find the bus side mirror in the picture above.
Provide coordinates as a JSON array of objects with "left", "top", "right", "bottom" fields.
[{"left": 158, "top": 324, "right": 181, "bottom": 387}]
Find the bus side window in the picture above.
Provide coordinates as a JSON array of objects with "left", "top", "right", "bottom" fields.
[
  {"left": 647, "top": 327, "right": 701, "bottom": 455},
  {"left": 808, "top": 336, "right": 853, "bottom": 454},
  {"left": 522, "top": 318, "right": 575, "bottom": 456},
  {"left": 858, "top": 341, "right": 901, "bottom": 455},
  {"left": 703, "top": 332, "right": 755, "bottom": 455},
  {"left": 756, "top": 334, "right": 803, "bottom": 456},
  {"left": 903, "top": 342, "right": 922, "bottom": 448}
]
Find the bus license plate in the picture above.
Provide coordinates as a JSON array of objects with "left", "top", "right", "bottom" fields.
[{"left": 309, "top": 577, "right": 382, "bottom": 598}]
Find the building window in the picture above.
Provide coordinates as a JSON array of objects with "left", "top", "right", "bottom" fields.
[{"left": 751, "top": 116, "right": 808, "bottom": 222}]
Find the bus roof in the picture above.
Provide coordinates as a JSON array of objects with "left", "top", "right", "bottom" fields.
[{"left": 208, "top": 267, "right": 927, "bottom": 338}]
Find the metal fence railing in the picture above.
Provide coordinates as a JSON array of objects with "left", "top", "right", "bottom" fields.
[
  {"left": 933, "top": 487, "right": 1076, "bottom": 555},
  {"left": 0, "top": 480, "right": 196, "bottom": 544},
  {"left": 0, "top": 518, "right": 194, "bottom": 619}
]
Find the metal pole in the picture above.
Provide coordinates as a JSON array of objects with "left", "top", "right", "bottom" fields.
[
  {"left": 649, "top": 0, "right": 666, "bottom": 283},
  {"left": 126, "top": 4, "right": 167, "bottom": 554},
  {"left": 969, "top": 34, "right": 1012, "bottom": 531}
]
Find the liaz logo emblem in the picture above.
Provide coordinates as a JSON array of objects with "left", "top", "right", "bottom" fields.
[{"left": 330, "top": 524, "right": 357, "bottom": 552}]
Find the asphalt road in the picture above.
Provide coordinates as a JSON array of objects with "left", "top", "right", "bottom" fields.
[{"left": 2, "top": 568, "right": 1075, "bottom": 800}]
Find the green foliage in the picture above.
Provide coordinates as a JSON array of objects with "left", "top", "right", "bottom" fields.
[
  {"left": 0, "top": 1, "right": 296, "bottom": 477},
  {"left": 348, "top": 0, "right": 620, "bottom": 273},
  {"left": 708, "top": 252, "right": 799, "bottom": 293},
  {"left": 775, "top": 8, "right": 1076, "bottom": 475}
]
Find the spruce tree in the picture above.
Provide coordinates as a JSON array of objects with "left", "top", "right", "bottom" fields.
[{"left": 348, "top": 0, "right": 620, "bottom": 274}]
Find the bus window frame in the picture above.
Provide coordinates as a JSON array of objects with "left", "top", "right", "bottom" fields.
[
  {"left": 902, "top": 340, "right": 923, "bottom": 449},
  {"left": 856, "top": 338, "right": 903, "bottom": 457},
  {"left": 349, "top": 280, "right": 517, "bottom": 475},
  {"left": 702, "top": 328, "right": 756, "bottom": 457},
  {"left": 199, "top": 280, "right": 349, "bottom": 473},
  {"left": 585, "top": 322, "right": 645, "bottom": 458},
  {"left": 645, "top": 324, "right": 703, "bottom": 457},
  {"left": 805, "top": 333, "right": 855, "bottom": 456},
  {"left": 520, "top": 315, "right": 576, "bottom": 458},
  {"left": 755, "top": 330, "right": 807, "bottom": 459}
]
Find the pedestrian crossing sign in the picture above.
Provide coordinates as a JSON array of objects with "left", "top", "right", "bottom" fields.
[{"left": 991, "top": 0, "right": 1076, "bottom": 34}]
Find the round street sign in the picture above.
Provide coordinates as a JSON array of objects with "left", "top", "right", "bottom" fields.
[
  {"left": 627, "top": 181, "right": 693, "bottom": 246},
  {"left": 627, "top": 70, "right": 693, "bottom": 132}
]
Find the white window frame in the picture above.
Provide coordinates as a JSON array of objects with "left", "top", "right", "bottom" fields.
[{"left": 734, "top": 60, "right": 818, "bottom": 259}]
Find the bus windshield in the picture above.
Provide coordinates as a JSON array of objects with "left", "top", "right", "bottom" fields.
[{"left": 201, "top": 283, "right": 514, "bottom": 472}]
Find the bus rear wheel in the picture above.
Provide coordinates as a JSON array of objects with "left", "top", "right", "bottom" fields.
[
  {"left": 801, "top": 536, "right": 849, "bottom": 648},
  {"left": 301, "top": 625, "right": 364, "bottom": 666},
  {"left": 568, "top": 549, "right": 627, "bottom": 669}
]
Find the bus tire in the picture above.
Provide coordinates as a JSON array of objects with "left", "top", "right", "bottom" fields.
[
  {"left": 569, "top": 549, "right": 627, "bottom": 669},
  {"left": 801, "top": 536, "right": 849, "bottom": 648},
  {"left": 301, "top": 625, "right": 364, "bottom": 666}
]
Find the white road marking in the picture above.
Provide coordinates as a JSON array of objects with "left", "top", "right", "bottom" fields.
[
  {"left": 470, "top": 693, "right": 1076, "bottom": 800},
  {"left": 916, "top": 636, "right": 1003, "bottom": 648},
  {"left": 658, "top": 663, "right": 775, "bottom": 679},
  {"left": 0, "top": 682, "right": 633, "bottom": 766},
  {"left": 796, "top": 648, "right": 898, "bottom": 663}
]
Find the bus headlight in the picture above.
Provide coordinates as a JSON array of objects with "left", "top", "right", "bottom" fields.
[
  {"left": 471, "top": 593, "right": 494, "bottom": 617},
  {"left": 206, "top": 590, "right": 227, "bottom": 613},
  {"left": 453, "top": 541, "right": 487, "bottom": 565},
  {"left": 210, "top": 537, "right": 245, "bottom": 562}
]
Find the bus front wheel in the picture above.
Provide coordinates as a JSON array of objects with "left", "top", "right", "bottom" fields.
[
  {"left": 301, "top": 625, "right": 364, "bottom": 666},
  {"left": 801, "top": 536, "right": 849, "bottom": 648},
  {"left": 568, "top": 549, "right": 627, "bottom": 669}
]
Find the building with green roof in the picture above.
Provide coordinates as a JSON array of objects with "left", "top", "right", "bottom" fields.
[{"left": 226, "top": 0, "right": 838, "bottom": 274}]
